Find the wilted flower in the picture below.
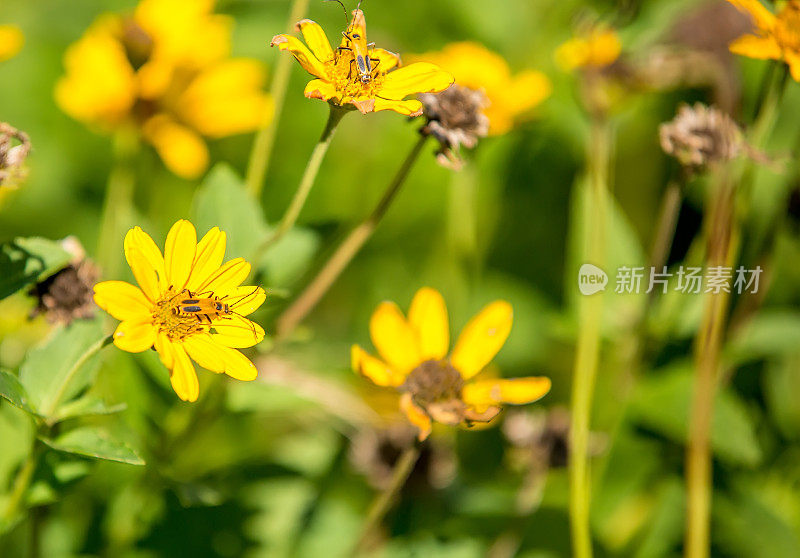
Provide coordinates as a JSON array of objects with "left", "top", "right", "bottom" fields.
[
  {"left": 93, "top": 220, "right": 266, "bottom": 402},
  {"left": 0, "top": 122, "right": 31, "bottom": 187},
  {"left": 420, "top": 85, "right": 489, "bottom": 170},
  {"left": 352, "top": 287, "right": 551, "bottom": 441},
  {"left": 726, "top": 0, "right": 800, "bottom": 81},
  {"left": 349, "top": 424, "right": 456, "bottom": 490},
  {"left": 271, "top": 10, "right": 453, "bottom": 116},
  {"left": 659, "top": 103, "right": 744, "bottom": 168},
  {"left": 413, "top": 42, "right": 551, "bottom": 135},
  {"left": 56, "top": 0, "right": 271, "bottom": 179},
  {"left": 0, "top": 24, "right": 23, "bottom": 62},
  {"left": 556, "top": 26, "right": 621, "bottom": 71},
  {"left": 30, "top": 238, "right": 99, "bottom": 325}
]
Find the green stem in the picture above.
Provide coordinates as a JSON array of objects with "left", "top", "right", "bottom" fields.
[
  {"left": 260, "top": 105, "right": 347, "bottom": 251},
  {"left": 685, "top": 175, "right": 735, "bottom": 558},
  {"left": 245, "top": 0, "right": 311, "bottom": 197},
  {"left": 276, "top": 133, "right": 429, "bottom": 338},
  {"left": 569, "top": 117, "right": 611, "bottom": 558},
  {"left": 1, "top": 443, "right": 40, "bottom": 526},
  {"left": 42, "top": 335, "right": 113, "bottom": 420},
  {"left": 354, "top": 444, "right": 421, "bottom": 554},
  {"left": 96, "top": 129, "right": 139, "bottom": 277}
]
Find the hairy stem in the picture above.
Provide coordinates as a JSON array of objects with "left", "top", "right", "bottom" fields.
[
  {"left": 569, "top": 117, "right": 611, "bottom": 558},
  {"left": 276, "top": 133, "right": 429, "bottom": 338},
  {"left": 245, "top": 0, "right": 311, "bottom": 197}
]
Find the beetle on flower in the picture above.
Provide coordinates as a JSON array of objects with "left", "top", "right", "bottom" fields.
[
  {"left": 271, "top": 9, "right": 453, "bottom": 116},
  {"left": 93, "top": 220, "right": 266, "bottom": 402}
]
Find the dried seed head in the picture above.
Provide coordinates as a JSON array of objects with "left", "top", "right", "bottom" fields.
[
  {"left": 0, "top": 122, "right": 31, "bottom": 187},
  {"left": 659, "top": 103, "right": 742, "bottom": 168},
  {"left": 349, "top": 424, "right": 457, "bottom": 490},
  {"left": 30, "top": 237, "right": 99, "bottom": 325},
  {"left": 420, "top": 84, "right": 490, "bottom": 170}
]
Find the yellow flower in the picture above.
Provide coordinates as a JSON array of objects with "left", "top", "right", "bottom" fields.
[
  {"left": 352, "top": 287, "right": 551, "bottom": 441},
  {"left": 271, "top": 10, "right": 453, "bottom": 116},
  {"left": 93, "top": 220, "right": 266, "bottom": 402},
  {"left": 0, "top": 24, "right": 24, "bottom": 62},
  {"left": 555, "top": 27, "right": 621, "bottom": 71},
  {"left": 55, "top": 0, "right": 271, "bottom": 179},
  {"left": 726, "top": 0, "right": 800, "bottom": 81},
  {"left": 413, "top": 42, "right": 551, "bottom": 136}
]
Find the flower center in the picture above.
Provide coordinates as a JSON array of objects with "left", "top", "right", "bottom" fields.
[
  {"left": 327, "top": 49, "right": 385, "bottom": 101},
  {"left": 776, "top": 2, "right": 800, "bottom": 50},
  {"left": 402, "top": 360, "right": 466, "bottom": 425},
  {"left": 151, "top": 287, "right": 207, "bottom": 341}
]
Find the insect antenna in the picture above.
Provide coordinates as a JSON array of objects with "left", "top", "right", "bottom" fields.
[{"left": 323, "top": 0, "right": 350, "bottom": 26}]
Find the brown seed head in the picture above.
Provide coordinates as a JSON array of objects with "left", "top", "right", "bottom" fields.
[
  {"left": 659, "top": 103, "right": 742, "bottom": 169},
  {"left": 0, "top": 122, "right": 31, "bottom": 187}
]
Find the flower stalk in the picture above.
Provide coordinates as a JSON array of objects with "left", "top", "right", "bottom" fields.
[
  {"left": 261, "top": 105, "right": 347, "bottom": 250},
  {"left": 276, "top": 132, "right": 429, "bottom": 338},
  {"left": 96, "top": 129, "right": 139, "bottom": 278},
  {"left": 354, "top": 443, "right": 421, "bottom": 554},
  {"left": 569, "top": 116, "right": 612, "bottom": 558},
  {"left": 245, "top": 0, "right": 311, "bottom": 197}
]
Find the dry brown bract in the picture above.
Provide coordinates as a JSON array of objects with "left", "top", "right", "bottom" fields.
[
  {"left": 420, "top": 85, "right": 490, "bottom": 170},
  {"left": 0, "top": 122, "right": 31, "bottom": 186},
  {"left": 659, "top": 103, "right": 743, "bottom": 169}
]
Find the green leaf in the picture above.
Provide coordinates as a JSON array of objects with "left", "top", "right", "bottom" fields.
[
  {"left": 42, "top": 427, "right": 145, "bottom": 465},
  {"left": 629, "top": 363, "right": 762, "bottom": 466},
  {"left": 0, "top": 369, "right": 38, "bottom": 415},
  {"left": 51, "top": 396, "right": 126, "bottom": 423},
  {"left": 18, "top": 320, "right": 107, "bottom": 418},
  {"left": 260, "top": 227, "right": 319, "bottom": 288},
  {"left": 0, "top": 237, "right": 71, "bottom": 300},
  {"left": 191, "top": 163, "right": 269, "bottom": 260},
  {"left": 727, "top": 311, "right": 800, "bottom": 364}
]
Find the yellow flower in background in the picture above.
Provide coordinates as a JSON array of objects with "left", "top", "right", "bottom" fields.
[
  {"left": 55, "top": 0, "right": 271, "bottom": 179},
  {"left": 413, "top": 42, "right": 551, "bottom": 135},
  {"left": 271, "top": 10, "right": 453, "bottom": 115},
  {"left": 93, "top": 220, "right": 266, "bottom": 402},
  {"left": 726, "top": 0, "right": 800, "bottom": 81},
  {"left": 352, "top": 287, "right": 551, "bottom": 441},
  {"left": 0, "top": 24, "right": 23, "bottom": 62},
  {"left": 556, "top": 27, "right": 621, "bottom": 71}
]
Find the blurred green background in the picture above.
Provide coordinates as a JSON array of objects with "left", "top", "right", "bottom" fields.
[{"left": 2, "top": 0, "right": 800, "bottom": 556}]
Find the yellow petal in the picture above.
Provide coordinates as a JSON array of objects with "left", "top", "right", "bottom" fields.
[
  {"left": 211, "top": 313, "right": 265, "bottom": 348},
  {"left": 295, "top": 19, "right": 334, "bottom": 63},
  {"left": 727, "top": 0, "right": 776, "bottom": 31},
  {"left": 373, "top": 98, "right": 423, "bottom": 116},
  {"left": 787, "top": 51, "right": 800, "bottom": 82},
  {"left": 351, "top": 345, "right": 402, "bottom": 387},
  {"left": 400, "top": 392, "right": 432, "bottom": 441},
  {"left": 728, "top": 34, "right": 781, "bottom": 59},
  {"left": 462, "top": 377, "right": 551, "bottom": 410},
  {"left": 408, "top": 287, "right": 449, "bottom": 361},
  {"left": 128, "top": 226, "right": 167, "bottom": 291},
  {"left": 136, "top": 60, "right": 173, "bottom": 99},
  {"left": 182, "top": 333, "right": 226, "bottom": 372},
  {"left": 304, "top": 78, "right": 338, "bottom": 101},
  {"left": 155, "top": 332, "right": 174, "bottom": 369},
  {"left": 142, "top": 114, "right": 209, "bottom": 179},
  {"left": 195, "top": 257, "right": 251, "bottom": 295},
  {"left": 170, "top": 343, "right": 200, "bottom": 402},
  {"left": 186, "top": 227, "right": 227, "bottom": 292},
  {"left": 270, "top": 34, "right": 328, "bottom": 79},
  {"left": 217, "top": 345, "right": 258, "bottom": 381},
  {"left": 124, "top": 228, "right": 162, "bottom": 301},
  {"left": 221, "top": 286, "right": 266, "bottom": 316},
  {"left": 369, "top": 301, "right": 421, "bottom": 376},
  {"left": 164, "top": 219, "right": 197, "bottom": 290},
  {"left": 0, "top": 24, "right": 24, "bottom": 62},
  {"left": 450, "top": 301, "right": 513, "bottom": 379},
  {"left": 380, "top": 63, "right": 454, "bottom": 99},
  {"left": 113, "top": 319, "right": 156, "bottom": 353},
  {"left": 93, "top": 280, "right": 152, "bottom": 322},
  {"left": 370, "top": 48, "right": 401, "bottom": 72},
  {"left": 178, "top": 59, "right": 270, "bottom": 138}
]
